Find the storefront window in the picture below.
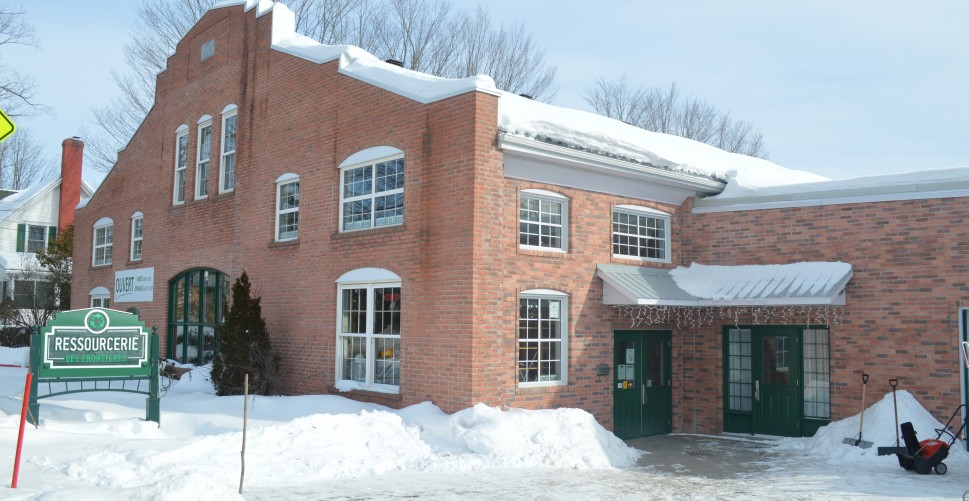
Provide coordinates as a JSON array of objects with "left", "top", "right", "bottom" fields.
[{"left": 168, "top": 268, "right": 229, "bottom": 365}]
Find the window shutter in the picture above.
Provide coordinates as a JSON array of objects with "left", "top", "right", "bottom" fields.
[
  {"left": 15, "top": 224, "right": 25, "bottom": 252},
  {"left": 48, "top": 226, "right": 57, "bottom": 251}
]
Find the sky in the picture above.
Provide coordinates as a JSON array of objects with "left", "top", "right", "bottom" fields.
[
  {"left": 0, "top": 353, "right": 966, "bottom": 499},
  {"left": 4, "top": 0, "right": 968, "bottom": 186}
]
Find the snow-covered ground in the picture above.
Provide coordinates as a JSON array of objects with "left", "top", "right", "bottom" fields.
[{"left": 0, "top": 345, "right": 966, "bottom": 500}]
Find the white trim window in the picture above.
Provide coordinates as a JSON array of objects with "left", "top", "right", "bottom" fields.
[
  {"left": 518, "top": 289, "right": 568, "bottom": 386},
  {"left": 275, "top": 174, "right": 299, "bottom": 241},
  {"left": 130, "top": 212, "right": 144, "bottom": 261},
  {"left": 612, "top": 205, "right": 671, "bottom": 262},
  {"left": 90, "top": 286, "right": 110, "bottom": 308},
  {"left": 337, "top": 272, "right": 401, "bottom": 392},
  {"left": 196, "top": 117, "right": 212, "bottom": 199},
  {"left": 93, "top": 218, "right": 114, "bottom": 267},
  {"left": 174, "top": 125, "right": 188, "bottom": 204},
  {"left": 220, "top": 105, "right": 237, "bottom": 193},
  {"left": 26, "top": 224, "right": 48, "bottom": 253},
  {"left": 339, "top": 154, "right": 404, "bottom": 231},
  {"left": 519, "top": 189, "right": 568, "bottom": 251}
]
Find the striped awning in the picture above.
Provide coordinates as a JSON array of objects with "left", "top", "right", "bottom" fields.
[{"left": 597, "top": 262, "right": 853, "bottom": 306}]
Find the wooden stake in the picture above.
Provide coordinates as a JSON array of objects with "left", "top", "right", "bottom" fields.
[{"left": 239, "top": 374, "right": 248, "bottom": 494}]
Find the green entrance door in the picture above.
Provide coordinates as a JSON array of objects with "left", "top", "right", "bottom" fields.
[
  {"left": 753, "top": 328, "right": 800, "bottom": 436},
  {"left": 614, "top": 331, "right": 672, "bottom": 439}
]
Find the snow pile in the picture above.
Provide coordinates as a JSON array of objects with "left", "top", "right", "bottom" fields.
[
  {"left": 0, "top": 345, "right": 27, "bottom": 366},
  {"left": 0, "top": 364, "right": 637, "bottom": 498},
  {"left": 777, "top": 389, "right": 969, "bottom": 465}
]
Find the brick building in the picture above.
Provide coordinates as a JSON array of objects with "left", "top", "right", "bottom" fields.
[{"left": 73, "top": 1, "right": 968, "bottom": 439}]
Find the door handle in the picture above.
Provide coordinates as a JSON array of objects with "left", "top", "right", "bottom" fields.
[
  {"left": 641, "top": 383, "right": 647, "bottom": 406},
  {"left": 754, "top": 380, "right": 760, "bottom": 402}
]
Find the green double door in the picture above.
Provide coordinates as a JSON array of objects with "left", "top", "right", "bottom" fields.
[
  {"left": 613, "top": 331, "right": 672, "bottom": 439},
  {"left": 725, "top": 326, "right": 805, "bottom": 437}
]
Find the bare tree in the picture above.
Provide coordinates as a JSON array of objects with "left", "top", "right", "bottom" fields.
[
  {"left": 84, "top": 0, "right": 558, "bottom": 172},
  {"left": 0, "top": 129, "right": 53, "bottom": 189},
  {"left": 0, "top": 7, "right": 46, "bottom": 116},
  {"left": 584, "top": 77, "right": 768, "bottom": 158},
  {"left": 1, "top": 254, "right": 59, "bottom": 329}
]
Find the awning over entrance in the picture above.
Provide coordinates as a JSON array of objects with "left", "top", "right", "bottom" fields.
[{"left": 597, "top": 262, "right": 852, "bottom": 306}]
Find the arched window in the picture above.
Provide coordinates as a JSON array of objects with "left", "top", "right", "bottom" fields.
[
  {"left": 220, "top": 104, "right": 238, "bottom": 193},
  {"left": 92, "top": 217, "right": 114, "bottom": 266},
  {"left": 89, "top": 286, "right": 110, "bottom": 309},
  {"left": 336, "top": 268, "right": 401, "bottom": 392},
  {"left": 519, "top": 189, "right": 569, "bottom": 251},
  {"left": 168, "top": 268, "right": 229, "bottom": 365},
  {"left": 338, "top": 147, "right": 404, "bottom": 232},
  {"left": 275, "top": 173, "right": 299, "bottom": 241}
]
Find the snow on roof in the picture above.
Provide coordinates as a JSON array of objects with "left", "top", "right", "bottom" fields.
[
  {"left": 598, "top": 261, "right": 853, "bottom": 306},
  {"left": 497, "top": 92, "right": 828, "bottom": 192},
  {"left": 0, "top": 179, "right": 55, "bottom": 225},
  {"left": 670, "top": 262, "right": 853, "bottom": 303},
  {"left": 200, "top": 2, "right": 825, "bottom": 195},
  {"left": 0, "top": 251, "right": 37, "bottom": 272},
  {"left": 704, "top": 163, "right": 969, "bottom": 201}
]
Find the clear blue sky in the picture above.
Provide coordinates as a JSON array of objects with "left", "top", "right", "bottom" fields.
[{"left": 7, "top": 0, "right": 968, "bottom": 185}]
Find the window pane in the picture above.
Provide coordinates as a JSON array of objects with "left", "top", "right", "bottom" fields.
[
  {"left": 198, "top": 125, "right": 211, "bottom": 162},
  {"left": 518, "top": 296, "right": 563, "bottom": 383},
  {"left": 222, "top": 153, "right": 235, "bottom": 191},
  {"left": 343, "top": 199, "right": 372, "bottom": 230},
  {"left": 613, "top": 210, "right": 668, "bottom": 260},
  {"left": 343, "top": 166, "right": 372, "bottom": 198},
  {"left": 27, "top": 225, "right": 46, "bottom": 253},
  {"left": 803, "top": 329, "right": 831, "bottom": 418},
  {"left": 341, "top": 288, "right": 367, "bottom": 334},
  {"left": 341, "top": 335, "right": 367, "bottom": 382},
  {"left": 223, "top": 115, "right": 237, "bottom": 152},
  {"left": 177, "top": 134, "right": 188, "bottom": 169}
]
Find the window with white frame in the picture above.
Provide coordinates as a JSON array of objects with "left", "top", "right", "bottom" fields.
[
  {"left": 130, "top": 212, "right": 144, "bottom": 261},
  {"left": 612, "top": 205, "right": 670, "bottom": 262},
  {"left": 336, "top": 269, "right": 401, "bottom": 391},
  {"left": 519, "top": 189, "right": 568, "bottom": 251},
  {"left": 518, "top": 290, "right": 568, "bottom": 385},
  {"left": 90, "top": 287, "right": 111, "bottom": 309},
  {"left": 26, "top": 224, "right": 49, "bottom": 253},
  {"left": 174, "top": 125, "right": 188, "bottom": 204},
  {"left": 220, "top": 105, "right": 237, "bottom": 193},
  {"left": 340, "top": 155, "right": 404, "bottom": 231},
  {"left": 93, "top": 218, "right": 113, "bottom": 266},
  {"left": 275, "top": 174, "right": 299, "bottom": 241},
  {"left": 196, "top": 117, "right": 212, "bottom": 199}
]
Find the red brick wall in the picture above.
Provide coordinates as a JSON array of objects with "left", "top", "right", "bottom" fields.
[{"left": 680, "top": 196, "right": 969, "bottom": 429}]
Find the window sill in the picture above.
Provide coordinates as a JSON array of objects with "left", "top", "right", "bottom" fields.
[
  {"left": 610, "top": 255, "right": 672, "bottom": 266},
  {"left": 518, "top": 246, "right": 569, "bottom": 259},
  {"left": 267, "top": 239, "right": 298, "bottom": 250},
  {"left": 515, "top": 382, "right": 573, "bottom": 395},
  {"left": 91, "top": 263, "right": 112, "bottom": 269},
  {"left": 329, "top": 384, "right": 402, "bottom": 401},
  {"left": 332, "top": 224, "right": 406, "bottom": 240}
]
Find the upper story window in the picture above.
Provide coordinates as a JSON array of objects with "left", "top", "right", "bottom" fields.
[
  {"left": 201, "top": 39, "right": 215, "bottom": 61},
  {"left": 339, "top": 147, "right": 405, "bottom": 232},
  {"left": 130, "top": 211, "right": 144, "bottom": 261},
  {"left": 336, "top": 268, "right": 402, "bottom": 392},
  {"left": 519, "top": 189, "right": 568, "bottom": 251},
  {"left": 518, "top": 289, "right": 568, "bottom": 386},
  {"left": 174, "top": 125, "right": 189, "bottom": 205},
  {"left": 16, "top": 224, "right": 54, "bottom": 253},
  {"left": 275, "top": 173, "right": 299, "bottom": 241},
  {"left": 93, "top": 217, "right": 114, "bottom": 267},
  {"left": 612, "top": 205, "right": 670, "bottom": 262},
  {"left": 220, "top": 105, "right": 237, "bottom": 193},
  {"left": 196, "top": 116, "right": 212, "bottom": 200}
]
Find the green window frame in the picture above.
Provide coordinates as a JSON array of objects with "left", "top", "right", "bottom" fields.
[{"left": 168, "top": 268, "right": 229, "bottom": 365}]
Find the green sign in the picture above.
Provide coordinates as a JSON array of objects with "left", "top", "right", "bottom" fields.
[{"left": 39, "top": 308, "right": 150, "bottom": 378}]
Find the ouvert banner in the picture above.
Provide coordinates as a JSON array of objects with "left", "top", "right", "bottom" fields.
[{"left": 114, "top": 267, "right": 154, "bottom": 303}]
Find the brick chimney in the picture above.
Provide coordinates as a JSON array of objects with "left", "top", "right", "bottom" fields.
[{"left": 58, "top": 137, "right": 83, "bottom": 230}]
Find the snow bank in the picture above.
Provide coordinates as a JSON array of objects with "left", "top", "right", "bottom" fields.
[
  {"left": 777, "top": 389, "right": 969, "bottom": 465},
  {"left": 0, "top": 346, "right": 27, "bottom": 366}
]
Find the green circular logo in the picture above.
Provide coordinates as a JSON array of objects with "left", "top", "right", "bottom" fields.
[{"left": 85, "top": 310, "right": 109, "bottom": 333}]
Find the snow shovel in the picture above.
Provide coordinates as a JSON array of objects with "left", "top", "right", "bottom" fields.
[
  {"left": 889, "top": 378, "right": 899, "bottom": 446},
  {"left": 843, "top": 372, "right": 873, "bottom": 448}
]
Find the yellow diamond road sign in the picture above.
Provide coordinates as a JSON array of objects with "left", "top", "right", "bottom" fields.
[{"left": 0, "top": 107, "right": 15, "bottom": 143}]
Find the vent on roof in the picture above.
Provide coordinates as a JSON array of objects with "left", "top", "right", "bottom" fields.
[
  {"left": 519, "top": 94, "right": 533, "bottom": 99},
  {"left": 385, "top": 59, "right": 404, "bottom": 67}
]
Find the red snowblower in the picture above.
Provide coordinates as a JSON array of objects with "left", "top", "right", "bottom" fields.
[{"left": 877, "top": 404, "right": 967, "bottom": 475}]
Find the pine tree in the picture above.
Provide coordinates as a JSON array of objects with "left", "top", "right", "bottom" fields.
[{"left": 211, "top": 271, "right": 281, "bottom": 396}]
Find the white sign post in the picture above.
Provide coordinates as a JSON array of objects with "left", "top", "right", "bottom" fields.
[{"left": 114, "top": 267, "right": 155, "bottom": 303}]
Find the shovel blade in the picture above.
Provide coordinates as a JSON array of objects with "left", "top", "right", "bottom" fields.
[{"left": 843, "top": 436, "right": 874, "bottom": 448}]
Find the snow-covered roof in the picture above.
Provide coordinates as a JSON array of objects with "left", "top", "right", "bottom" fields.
[
  {"left": 695, "top": 164, "right": 969, "bottom": 212},
  {"left": 0, "top": 251, "right": 38, "bottom": 272},
  {"left": 598, "top": 262, "right": 853, "bottom": 306},
  {"left": 0, "top": 176, "right": 96, "bottom": 225},
  {"left": 201, "top": 1, "right": 824, "bottom": 195}
]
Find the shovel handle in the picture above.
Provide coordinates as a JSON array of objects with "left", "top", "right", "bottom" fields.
[
  {"left": 889, "top": 378, "right": 897, "bottom": 390},
  {"left": 862, "top": 373, "right": 869, "bottom": 384}
]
